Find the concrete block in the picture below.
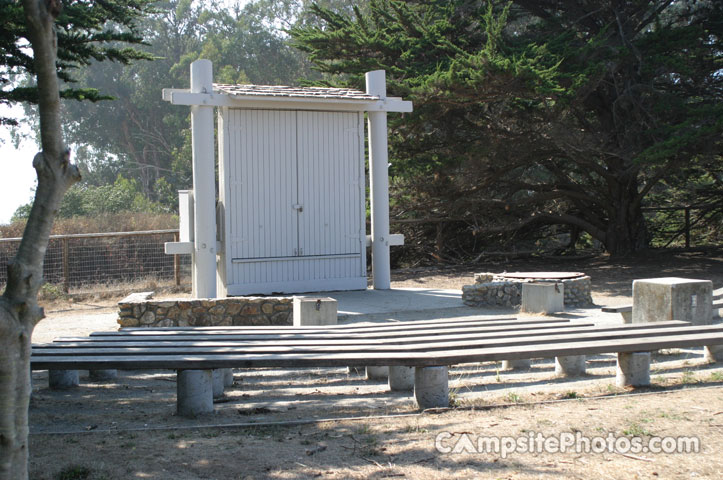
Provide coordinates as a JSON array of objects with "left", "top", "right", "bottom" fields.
[
  {"left": 293, "top": 297, "right": 338, "bottom": 326},
  {"left": 388, "top": 366, "right": 415, "bottom": 391},
  {"left": 555, "top": 355, "right": 586, "bottom": 376},
  {"left": 49, "top": 369, "right": 79, "bottom": 389},
  {"left": 616, "top": 352, "right": 651, "bottom": 387},
  {"left": 704, "top": 345, "right": 723, "bottom": 363},
  {"left": 414, "top": 366, "right": 449, "bottom": 409},
  {"left": 521, "top": 282, "right": 564, "bottom": 314},
  {"left": 366, "top": 366, "right": 389, "bottom": 380},
  {"left": 501, "top": 358, "right": 531, "bottom": 370},
  {"left": 89, "top": 369, "right": 118, "bottom": 381},
  {"left": 632, "top": 277, "right": 713, "bottom": 325},
  {"left": 212, "top": 369, "right": 226, "bottom": 398},
  {"left": 223, "top": 368, "right": 234, "bottom": 387},
  {"left": 177, "top": 369, "right": 214, "bottom": 416}
]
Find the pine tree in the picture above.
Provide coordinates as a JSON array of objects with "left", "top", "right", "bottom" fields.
[{"left": 291, "top": 0, "right": 723, "bottom": 255}]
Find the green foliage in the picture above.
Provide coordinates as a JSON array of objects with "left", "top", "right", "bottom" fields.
[
  {"left": 12, "top": 175, "right": 168, "bottom": 221},
  {"left": 56, "top": 0, "right": 325, "bottom": 210},
  {"left": 0, "top": 0, "right": 156, "bottom": 119},
  {"left": 292, "top": 0, "right": 723, "bottom": 256}
]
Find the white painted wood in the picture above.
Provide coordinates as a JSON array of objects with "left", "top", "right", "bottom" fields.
[
  {"left": 163, "top": 89, "right": 413, "bottom": 113},
  {"left": 164, "top": 242, "right": 193, "bottom": 255},
  {"left": 222, "top": 109, "right": 365, "bottom": 294},
  {"left": 226, "top": 277, "right": 367, "bottom": 296},
  {"left": 297, "top": 111, "right": 362, "bottom": 257},
  {"left": 216, "top": 107, "right": 230, "bottom": 297},
  {"left": 366, "top": 234, "right": 404, "bottom": 248},
  {"left": 357, "top": 111, "right": 368, "bottom": 278},
  {"left": 178, "top": 190, "right": 194, "bottom": 242},
  {"left": 366, "top": 70, "right": 391, "bottom": 290},
  {"left": 190, "top": 60, "right": 217, "bottom": 299}
]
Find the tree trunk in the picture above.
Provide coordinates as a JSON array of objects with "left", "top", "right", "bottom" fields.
[
  {"left": 603, "top": 177, "right": 649, "bottom": 256},
  {"left": 0, "top": 1, "right": 80, "bottom": 478}
]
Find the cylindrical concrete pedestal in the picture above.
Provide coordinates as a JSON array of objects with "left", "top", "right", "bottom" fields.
[
  {"left": 212, "top": 369, "right": 226, "bottom": 398},
  {"left": 704, "top": 345, "right": 723, "bottom": 363},
  {"left": 366, "top": 366, "right": 389, "bottom": 380},
  {"left": 555, "top": 355, "right": 586, "bottom": 377},
  {"left": 414, "top": 366, "right": 449, "bottom": 409},
  {"left": 49, "top": 370, "right": 79, "bottom": 389},
  {"left": 502, "top": 358, "right": 531, "bottom": 370},
  {"left": 616, "top": 352, "right": 651, "bottom": 387},
  {"left": 388, "top": 366, "right": 415, "bottom": 391},
  {"left": 89, "top": 369, "right": 118, "bottom": 381},
  {"left": 223, "top": 368, "right": 234, "bottom": 387},
  {"left": 177, "top": 369, "right": 214, "bottom": 416}
]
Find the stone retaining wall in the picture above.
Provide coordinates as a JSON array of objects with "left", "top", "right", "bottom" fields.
[
  {"left": 117, "top": 292, "right": 293, "bottom": 328},
  {"left": 462, "top": 273, "right": 593, "bottom": 308}
]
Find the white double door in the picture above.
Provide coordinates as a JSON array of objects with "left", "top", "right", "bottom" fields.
[{"left": 226, "top": 109, "right": 366, "bottom": 293}]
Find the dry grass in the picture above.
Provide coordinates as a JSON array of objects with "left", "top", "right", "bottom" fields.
[{"left": 0, "top": 212, "right": 178, "bottom": 238}]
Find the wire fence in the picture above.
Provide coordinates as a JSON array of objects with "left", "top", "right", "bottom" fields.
[
  {"left": 0, "top": 208, "right": 715, "bottom": 295},
  {"left": 0, "top": 230, "right": 191, "bottom": 294}
]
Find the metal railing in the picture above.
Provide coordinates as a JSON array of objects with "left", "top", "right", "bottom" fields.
[{"left": 0, "top": 229, "right": 191, "bottom": 293}]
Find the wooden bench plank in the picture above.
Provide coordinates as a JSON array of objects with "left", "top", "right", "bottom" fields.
[
  {"left": 89, "top": 317, "right": 561, "bottom": 337},
  {"left": 29, "top": 328, "right": 723, "bottom": 370},
  {"left": 32, "top": 324, "right": 723, "bottom": 357},
  {"left": 34, "top": 322, "right": 694, "bottom": 353},
  {"left": 52, "top": 320, "right": 689, "bottom": 345},
  {"left": 602, "top": 305, "right": 632, "bottom": 313},
  {"left": 59, "top": 321, "right": 591, "bottom": 343},
  {"left": 43, "top": 322, "right": 602, "bottom": 349}
]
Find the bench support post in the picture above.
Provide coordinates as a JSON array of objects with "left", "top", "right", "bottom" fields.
[
  {"left": 555, "top": 355, "right": 586, "bottom": 377},
  {"left": 49, "top": 369, "right": 79, "bottom": 389},
  {"left": 89, "top": 369, "right": 118, "bottom": 381},
  {"left": 223, "top": 368, "right": 234, "bottom": 387},
  {"left": 177, "top": 369, "right": 214, "bottom": 416},
  {"left": 366, "top": 366, "right": 389, "bottom": 380},
  {"left": 616, "top": 352, "right": 650, "bottom": 387},
  {"left": 501, "top": 359, "right": 531, "bottom": 370},
  {"left": 212, "top": 369, "right": 226, "bottom": 398},
  {"left": 704, "top": 345, "right": 723, "bottom": 363},
  {"left": 388, "top": 366, "right": 414, "bottom": 391},
  {"left": 414, "top": 366, "right": 449, "bottom": 409}
]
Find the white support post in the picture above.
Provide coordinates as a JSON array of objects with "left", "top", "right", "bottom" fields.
[
  {"left": 366, "top": 70, "right": 391, "bottom": 290},
  {"left": 190, "top": 59, "right": 217, "bottom": 299}
]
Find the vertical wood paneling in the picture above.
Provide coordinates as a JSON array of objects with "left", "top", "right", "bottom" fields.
[
  {"left": 297, "top": 111, "right": 362, "bottom": 257},
  {"left": 226, "top": 108, "right": 365, "bottom": 291}
]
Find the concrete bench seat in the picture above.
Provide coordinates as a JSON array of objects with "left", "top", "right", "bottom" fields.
[{"left": 31, "top": 317, "right": 723, "bottom": 415}]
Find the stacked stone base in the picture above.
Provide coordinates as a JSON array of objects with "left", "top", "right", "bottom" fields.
[
  {"left": 118, "top": 292, "right": 292, "bottom": 328},
  {"left": 462, "top": 273, "right": 593, "bottom": 309}
]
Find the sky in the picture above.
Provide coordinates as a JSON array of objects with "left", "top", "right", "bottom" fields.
[{"left": 0, "top": 104, "right": 37, "bottom": 226}]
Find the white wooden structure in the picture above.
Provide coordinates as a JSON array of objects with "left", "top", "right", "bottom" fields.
[{"left": 164, "top": 60, "right": 411, "bottom": 297}]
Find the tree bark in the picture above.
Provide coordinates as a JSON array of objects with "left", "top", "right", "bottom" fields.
[
  {"left": 0, "top": 1, "right": 80, "bottom": 478},
  {"left": 602, "top": 175, "right": 649, "bottom": 256}
]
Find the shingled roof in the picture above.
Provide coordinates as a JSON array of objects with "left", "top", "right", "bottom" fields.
[{"left": 213, "top": 83, "right": 379, "bottom": 101}]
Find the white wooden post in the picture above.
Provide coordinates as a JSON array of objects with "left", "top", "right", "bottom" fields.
[
  {"left": 190, "top": 60, "right": 217, "bottom": 298},
  {"left": 366, "top": 70, "right": 391, "bottom": 290}
]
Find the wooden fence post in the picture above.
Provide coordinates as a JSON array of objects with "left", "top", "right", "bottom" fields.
[{"left": 62, "top": 237, "right": 70, "bottom": 293}]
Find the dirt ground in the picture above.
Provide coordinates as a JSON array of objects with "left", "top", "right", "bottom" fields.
[{"left": 28, "top": 249, "right": 723, "bottom": 479}]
